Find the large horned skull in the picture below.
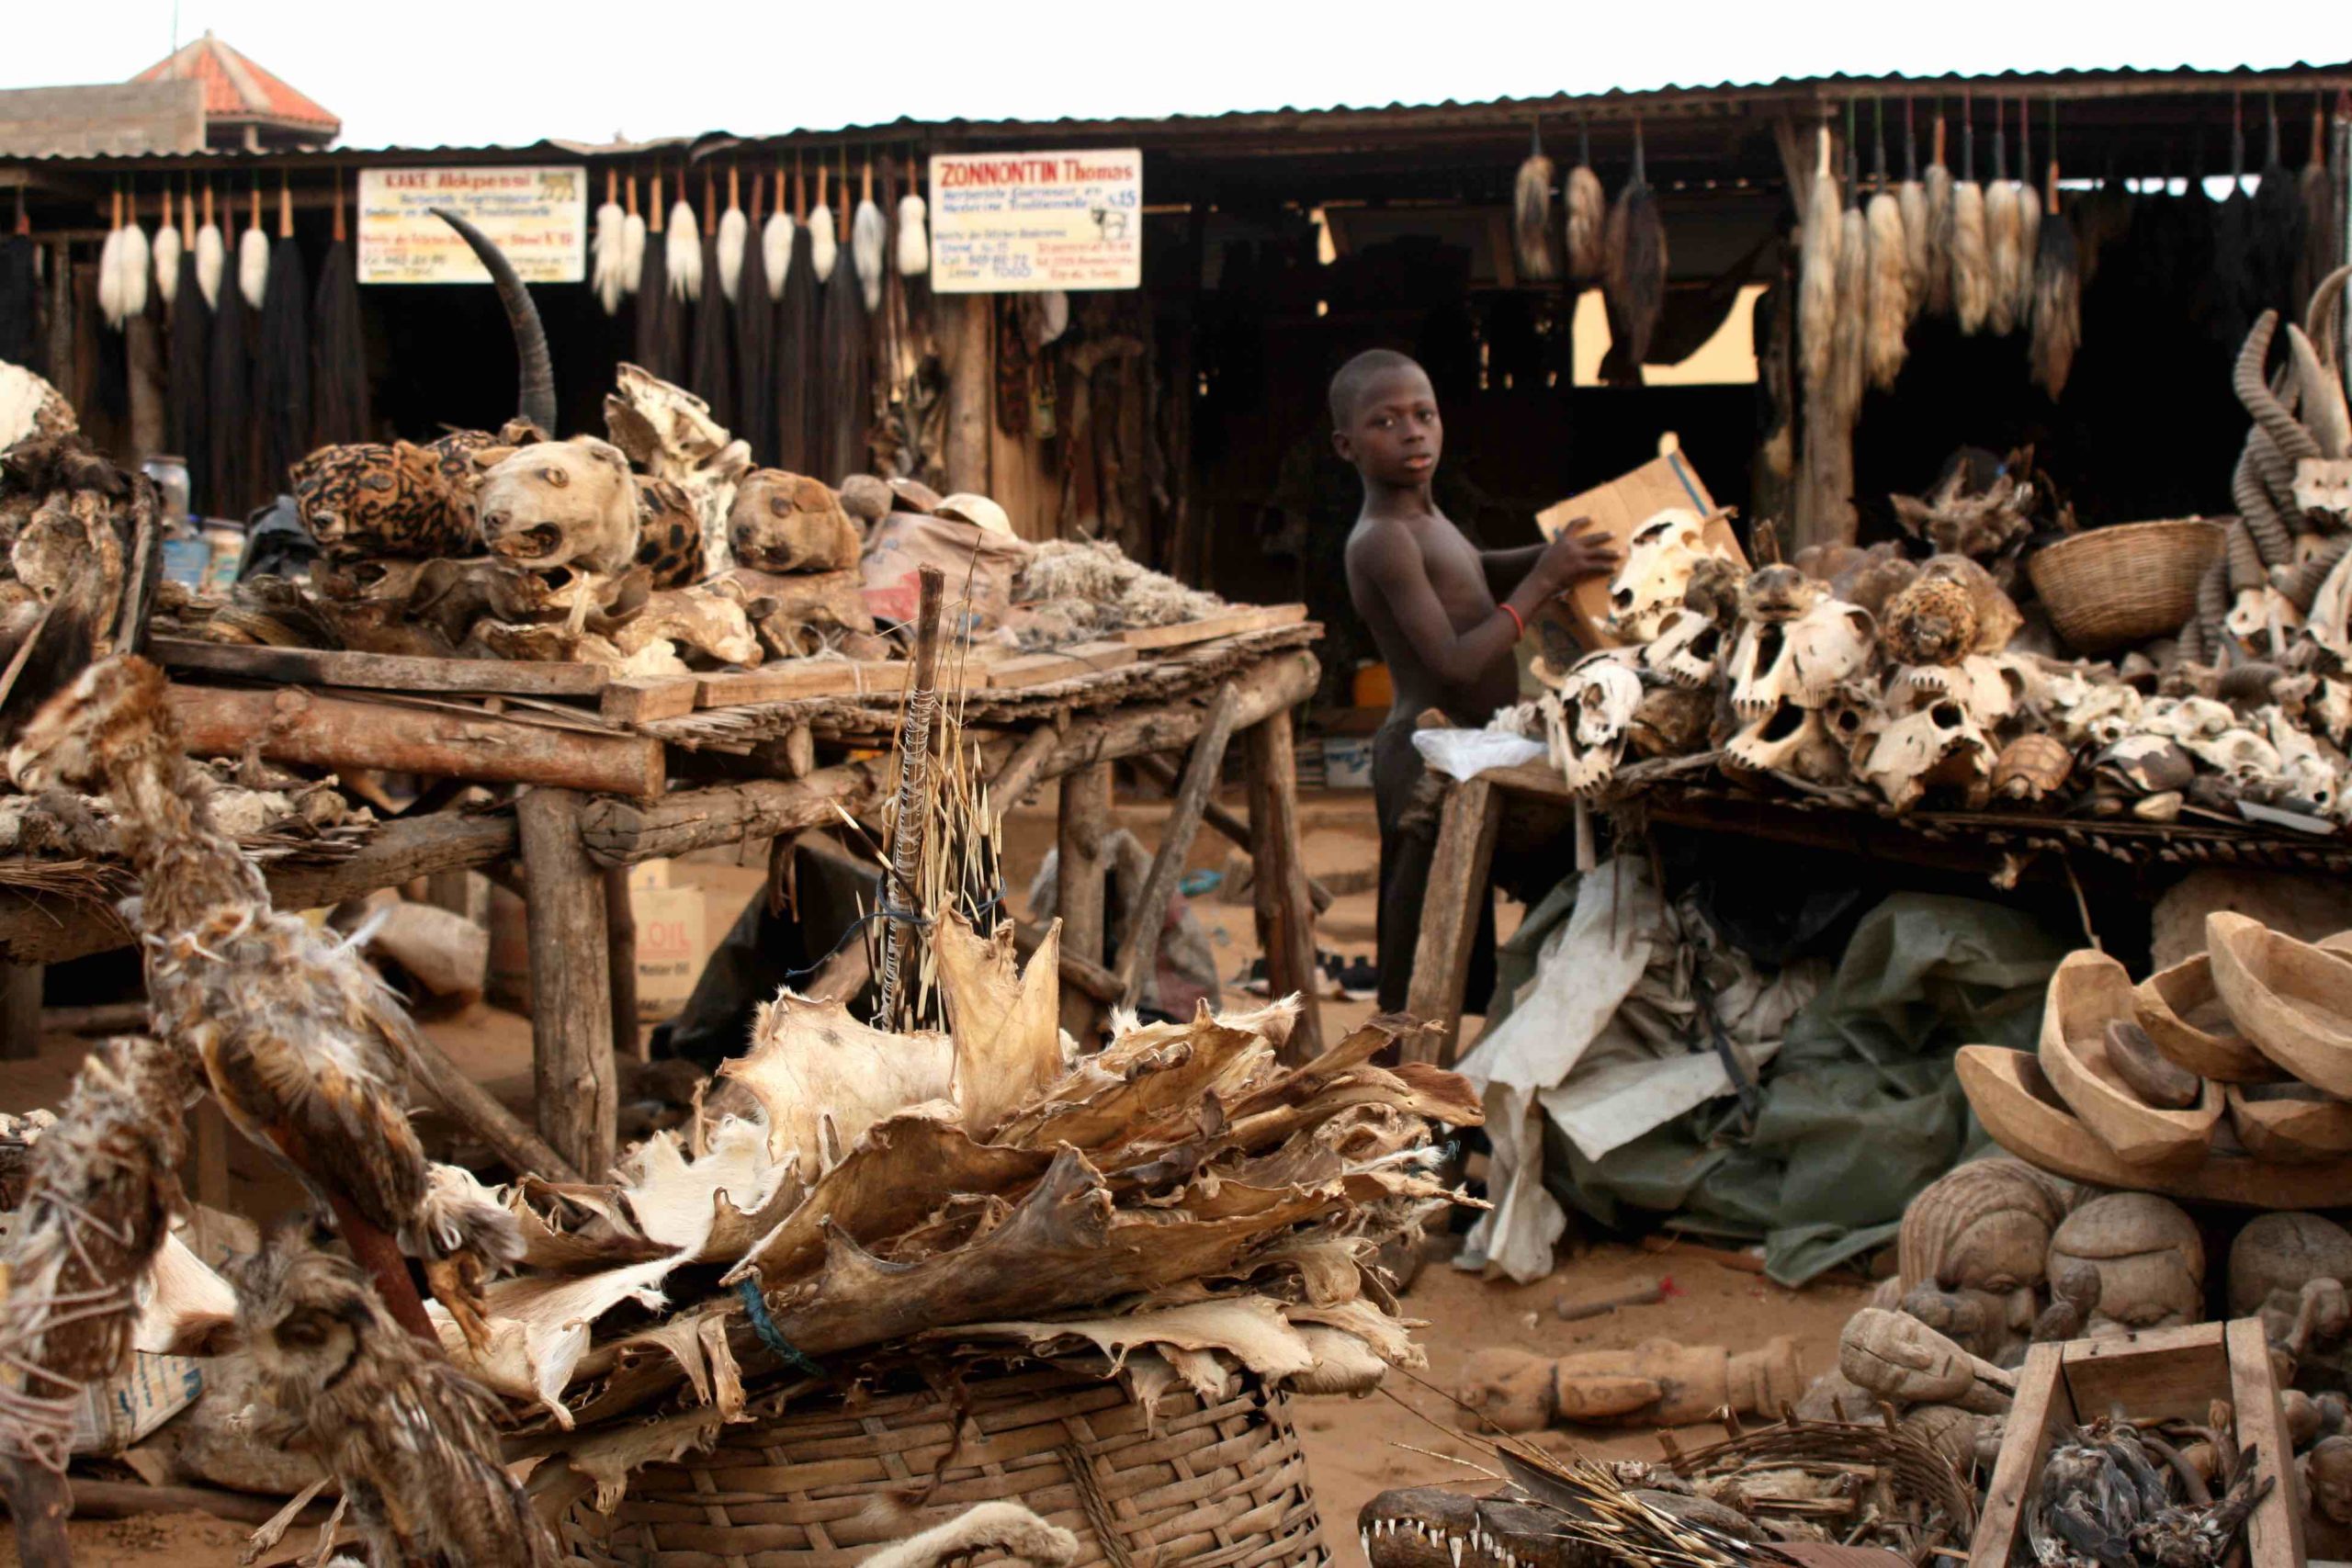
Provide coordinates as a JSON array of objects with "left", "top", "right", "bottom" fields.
[
  {"left": 2295, "top": 458, "right": 2352, "bottom": 526},
  {"left": 1544, "top": 651, "right": 1645, "bottom": 794},
  {"left": 1606, "top": 508, "right": 1713, "bottom": 642}
]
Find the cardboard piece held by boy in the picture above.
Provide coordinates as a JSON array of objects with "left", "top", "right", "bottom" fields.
[{"left": 1535, "top": 443, "right": 1742, "bottom": 652}]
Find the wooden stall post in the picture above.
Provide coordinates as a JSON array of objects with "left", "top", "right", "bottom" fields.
[
  {"left": 516, "top": 788, "right": 616, "bottom": 1178},
  {"left": 1403, "top": 777, "right": 1502, "bottom": 1067},
  {"left": 1242, "top": 711, "right": 1324, "bottom": 1065},
  {"left": 604, "top": 865, "right": 643, "bottom": 1063},
  {"left": 1116, "top": 683, "right": 1242, "bottom": 1011},
  {"left": 1056, "top": 761, "right": 1114, "bottom": 1040},
  {"left": 0, "top": 964, "right": 39, "bottom": 1060}
]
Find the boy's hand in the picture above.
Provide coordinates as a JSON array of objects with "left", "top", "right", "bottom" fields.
[{"left": 1537, "top": 524, "right": 1623, "bottom": 591}]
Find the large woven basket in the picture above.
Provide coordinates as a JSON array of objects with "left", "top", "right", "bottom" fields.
[
  {"left": 573, "top": 1360, "right": 1330, "bottom": 1567},
  {"left": 2027, "top": 519, "right": 2224, "bottom": 655}
]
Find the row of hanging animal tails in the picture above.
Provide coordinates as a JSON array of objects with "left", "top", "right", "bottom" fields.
[
  {"left": 584, "top": 150, "right": 932, "bottom": 479},
  {"left": 1513, "top": 90, "right": 2347, "bottom": 401}
]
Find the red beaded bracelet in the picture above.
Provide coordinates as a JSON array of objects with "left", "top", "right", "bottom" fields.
[{"left": 1500, "top": 603, "right": 1525, "bottom": 637}]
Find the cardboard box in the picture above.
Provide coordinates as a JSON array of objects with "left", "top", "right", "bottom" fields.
[
  {"left": 71, "top": 1353, "right": 204, "bottom": 1454},
  {"left": 1535, "top": 444, "right": 1736, "bottom": 652},
  {"left": 632, "top": 884, "right": 707, "bottom": 1021}
]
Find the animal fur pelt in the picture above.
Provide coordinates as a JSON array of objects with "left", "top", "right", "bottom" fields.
[
  {"left": 809, "top": 175, "right": 839, "bottom": 284},
  {"left": 2012, "top": 99, "right": 2041, "bottom": 330},
  {"left": 818, "top": 182, "right": 870, "bottom": 479},
  {"left": 96, "top": 192, "right": 124, "bottom": 329},
  {"left": 237, "top": 189, "right": 268, "bottom": 313},
  {"left": 152, "top": 188, "right": 181, "bottom": 310},
  {"left": 167, "top": 243, "right": 210, "bottom": 506},
  {"left": 1799, "top": 122, "right": 1841, "bottom": 395},
  {"left": 255, "top": 219, "right": 311, "bottom": 495},
  {"left": 2289, "top": 319, "right": 2351, "bottom": 457},
  {"left": 666, "top": 182, "right": 702, "bottom": 303},
  {"left": 2030, "top": 188, "right": 2081, "bottom": 399},
  {"left": 1899, "top": 101, "right": 1928, "bottom": 320},
  {"left": 0, "top": 230, "right": 43, "bottom": 372},
  {"left": 634, "top": 175, "right": 677, "bottom": 382},
  {"left": 1865, "top": 107, "right": 1910, "bottom": 390},
  {"left": 310, "top": 220, "right": 368, "bottom": 448},
  {"left": 763, "top": 176, "right": 794, "bottom": 302},
  {"left": 1601, "top": 120, "right": 1668, "bottom": 378},
  {"left": 1566, "top": 118, "right": 1605, "bottom": 284},
  {"left": 690, "top": 227, "right": 736, "bottom": 433},
  {"left": 1831, "top": 199, "right": 1870, "bottom": 425},
  {"left": 854, "top": 162, "right": 888, "bottom": 314},
  {"left": 207, "top": 238, "right": 255, "bottom": 515},
  {"left": 776, "top": 206, "right": 817, "bottom": 471},
  {"left": 117, "top": 202, "right": 151, "bottom": 324},
  {"left": 2217, "top": 104, "right": 2256, "bottom": 348},
  {"left": 735, "top": 174, "right": 775, "bottom": 469},
  {"left": 717, "top": 169, "right": 748, "bottom": 305},
  {"left": 622, "top": 175, "right": 646, "bottom": 295},
  {"left": 1924, "top": 109, "right": 1955, "bottom": 316},
  {"left": 1985, "top": 104, "right": 2023, "bottom": 336},
  {"left": 592, "top": 173, "right": 628, "bottom": 316},
  {"left": 1513, "top": 124, "right": 1558, "bottom": 282},
  {"left": 194, "top": 186, "right": 223, "bottom": 311}
]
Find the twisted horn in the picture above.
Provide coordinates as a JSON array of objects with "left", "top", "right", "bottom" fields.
[
  {"left": 2234, "top": 434, "right": 2296, "bottom": 566},
  {"left": 2287, "top": 322, "right": 2352, "bottom": 458},
  {"left": 2277, "top": 536, "right": 2352, "bottom": 612},
  {"left": 2235, "top": 310, "right": 2322, "bottom": 464},
  {"left": 2194, "top": 554, "right": 2231, "bottom": 659},
  {"left": 430, "top": 208, "right": 556, "bottom": 434},
  {"left": 2307, "top": 262, "right": 2350, "bottom": 375},
  {"left": 2225, "top": 516, "right": 2267, "bottom": 592}
]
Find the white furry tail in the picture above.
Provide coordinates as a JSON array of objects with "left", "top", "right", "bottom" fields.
[
  {"left": 896, "top": 193, "right": 928, "bottom": 276},
  {"left": 1897, "top": 179, "right": 1928, "bottom": 321},
  {"left": 717, "top": 203, "right": 748, "bottom": 304},
  {"left": 621, "top": 211, "right": 646, "bottom": 295},
  {"left": 153, "top": 222, "right": 182, "bottom": 309},
  {"left": 763, "top": 211, "right": 794, "bottom": 300},
  {"left": 808, "top": 202, "right": 838, "bottom": 284},
  {"left": 666, "top": 199, "right": 702, "bottom": 302},
  {"left": 853, "top": 197, "right": 886, "bottom": 311},
  {"left": 1797, "top": 134, "right": 1841, "bottom": 397},
  {"left": 119, "top": 222, "right": 151, "bottom": 321},
  {"left": 195, "top": 222, "right": 224, "bottom": 310},
  {"left": 1864, "top": 188, "right": 1909, "bottom": 390},
  {"left": 97, "top": 226, "right": 125, "bottom": 328},
  {"left": 1951, "top": 181, "right": 1989, "bottom": 334},
  {"left": 1984, "top": 179, "right": 2022, "bottom": 335},
  {"left": 238, "top": 223, "right": 269, "bottom": 311},
  {"left": 592, "top": 199, "right": 627, "bottom": 316},
  {"left": 861, "top": 1503, "right": 1079, "bottom": 1568}
]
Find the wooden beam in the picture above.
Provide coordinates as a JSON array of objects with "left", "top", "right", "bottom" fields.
[
  {"left": 40, "top": 1000, "right": 145, "bottom": 1035},
  {"left": 1403, "top": 776, "right": 1502, "bottom": 1067},
  {"left": 166, "top": 685, "right": 665, "bottom": 798},
  {"left": 1116, "top": 604, "right": 1306, "bottom": 651},
  {"left": 401, "top": 1021, "right": 583, "bottom": 1184},
  {"left": 983, "top": 640, "right": 1137, "bottom": 689},
  {"left": 516, "top": 789, "right": 616, "bottom": 1179},
  {"left": 581, "top": 649, "right": 1319, "bottom": 866},
  {"left": 988, "top": 722, "right": 1065, "bottom": 819},
  {"left": 1243, "top": 710, "right": 1323, "bottom": 1066},
  {"left": 605, "top": 865, "right": 642, "bottom": 1063},
  {"left": 153, "top": 637, "right": 606, "bottom": 697},
  {"left": 1115, "top": 682, "right": 1241, "bottom": 1010},
  {"left": 1055, "top": 761, "right": 1113, "bottom": 1040},
  {"left": 0, "top": 964, "right": 39, "bottom": 1060},
  {"left": 600, "top": 677, "right": 700, "bottom": 724},
  {"left": 0, "top": 809, "right": 518, "bottom": 967},
  {"left": 697, "top": 660, "right": 900, "bottom": 708},
  {"left": 1133, "top": 750, "right": 1332, "bottom": 914}
]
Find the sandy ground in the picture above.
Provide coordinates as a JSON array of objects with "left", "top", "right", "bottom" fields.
[{"left": 0, "top": 784, "right": 1871, "bottom": 1565}]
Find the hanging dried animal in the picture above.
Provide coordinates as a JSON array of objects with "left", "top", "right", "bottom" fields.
[
  {"left": 808, "top": 163, "right": 839, "bottom": 284},
  {"left": 854, "top": 156, "right": 888, "bottom": 313},
  {"left": 666, "top": 171, "right": 702, "bottom": 302},
  {"left": 193, "top": 183, "right": 223, "bottom": 311},
  {"left": 1513, "top": 121, "right": 1558, "bottom": 282},
  {"left": 2011, "top": 97, "right": 2042, "bottom": 329},
  {"left": 1924, "top": 101, "right": 1956, "bottom": 316},
  {"left": 1951, "top": 98, "right": 1991, "bottom": 333},
  {"left": 897, "top": 152, "right": 929, "bottom": 277},
  {"left": 1565, "top": 117, "right": 1605, "bottom": 284},
  {"left": 151, "top": 185, "right": 180, "bottom": 309},
  {"left": 1899, "top": 98, "right": 1929, "bottom": 319},
  {"left": 2031, "top": 100, "right": 2082, "bottom": 399},
  {"left": 1602, "top": 117, "right": 1668, "bottom": 378},
  {"left": 237, "top": 180, "right": 268, "bottom": 313},
  {"left": 716, "top": 166, "right": 748, "bottom": 303},
  {"left": 762, "top": 163, "right": 795, "bottom": 302},
  {"left": 2253, "top": 93, "right": 2307, "bottom": 318},
  {"left": 593, "top": 168, "right": 628, "bottom": 316},
  {"left": 1866, "top": 99, "right": 1911, "bottom": 390},
  {"left": 1985, "top": 97, "right": 2024, "bottom": 336},
  {"left": 1799, "top": 120, "right": 1841, "bottom": 396}
]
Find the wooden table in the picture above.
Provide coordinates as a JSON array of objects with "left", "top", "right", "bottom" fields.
[{"left": 0, "top": 620, "right": 1329, "bottom": 1182}]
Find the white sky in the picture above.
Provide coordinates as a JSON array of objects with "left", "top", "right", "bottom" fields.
[{"left": 1, "top": 4, "right": 2330, "bottom": 150}]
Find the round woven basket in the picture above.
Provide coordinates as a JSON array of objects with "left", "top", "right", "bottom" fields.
[
  {"left": 2027, "top": 519, "right": 2225, "bottom": 656},
  {"left": 573, "top": 1361, "right": 1330, "bottom": 1567}
]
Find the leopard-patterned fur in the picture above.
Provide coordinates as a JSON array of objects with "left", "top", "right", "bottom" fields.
[
  {"left": 632, "top": 477, "right": 702, "bottom": 589},
  {"left": 291, "top": 441, "right": 479, "bottom": 564}
]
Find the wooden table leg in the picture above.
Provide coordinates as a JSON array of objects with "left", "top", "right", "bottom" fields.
[
  {"left": 0, "top": 963, "right": 40, "bottom": 1060},
  {"left": 517, "top": 788, "right": 616, "bottom": 1178},
  {"left": 1403, "top": 777, "right": 1501, "bottom": 1067},
  {"left": 604, "top": 865, "right": 643, "bottom": 1063},
  {"left": 1115, "top": 684, "right": 1243, "bottom": 1012},
  {"left": 1055, "top": 761, "right": 1113, "bottom": 1042},
  {"left": 1242, "top": 711, "right": 1323, "bottom": 1065}
]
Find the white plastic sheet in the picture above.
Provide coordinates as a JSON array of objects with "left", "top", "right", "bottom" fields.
[{"left": 1410, "top": 728, "right": 1548, "bottom": 783}]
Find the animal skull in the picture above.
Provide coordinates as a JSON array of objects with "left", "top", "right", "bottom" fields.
[
  {"left": 2225, "top": 585, "right": 2302, "bottom": 650},
  {"left": 2182, "top": 725, "right": 2285, "bottom": 785},
  {"left": 1887, "top": 653, "right": 2030, "bottom": 728},
  {"left": 1729, "top": 596, "right": 1873, "bottom": 717},
  {"left": 2047, "top": 674, "right": 2143, "bottom": 750},
  {"left": 1641, "top": 605, "right": 1727, "bottom": 687},
  {"left": 1724, "top": 701, "right": 1849, "bottom": 784},
  {"left": 1544, "top": 652, "right": 1644, "bottom": 794},
  {"left": 1606, "top": 509, "right": 1715, "bottom": 641},
  {"left": 2138, "top": 695, "right": 2233, "bottom": 742},
  {"left": 472, "top": 436, "right": 642, "bottom": 576},
  {"left": 1852, "top": 698, "right": 1994, "bottom": 812},
  {"left": 727, "top": 469, "right": 864, "bottom": 573},
  {"left": 1740, "top": 563, "right": 1821, "bottom": 624},
  {"left": 2295, "top": 458, "right": 2352, "bottom": 525}
]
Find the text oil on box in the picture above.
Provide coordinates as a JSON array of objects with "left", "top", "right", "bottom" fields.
[{"left": 928, "top": 150, "right": 1142, "bottom": 293}]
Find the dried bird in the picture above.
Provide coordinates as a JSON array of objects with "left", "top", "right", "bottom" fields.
[
  {"left": 1866, "top": 99, "right": 1911, "bottom": 390},
  {"left": 716, "top": 165, "right": 748, "bottom": 304},
  {"left": 2027, "top": 1416, "right": 2270, "bottom": 1568},
  {"left": 1514, "top": 121, "right": 1558, "bottom": 282},
  {"left": 1924, "top": 100, "right": 1955, "bottom": 315},
  {"left": 6, "top": 657, "right": 517, "bottom": 1345},
  {"left": 1952, "top": 98, "right": 1991, "bottom": 333},
  {"left": 763, "top": 161, "right": 795, "bottom": 301},
  {"left": 665, "top": 168, "right": 702, "bottom": 303},
  {"left": 2032, "top": 102, "right": 2083, "bottom": 400},
  {"left": 194, "top": 183, "right": 224, "bottom": 311},
  {"left": 591, "top": 169, "right": 628, "bottom": 316},
  {"left": 1986, "top": 96, "right": 2024, "bottom": 335},
  {"left": 232, "top": 1223, "right": 563, "bottom": 1567},
  {"left": 1799, "top": 118, "right": 1842, "bottom": 394},
  {"left": 854, "top": 156, "right": 888, "bottom": 313},
  {"left": 1565, "top": 116, "right": 1606, "bottom": 284},
  {"left": 1899, "top": 98, "right": 1929, "bottom": 319}
]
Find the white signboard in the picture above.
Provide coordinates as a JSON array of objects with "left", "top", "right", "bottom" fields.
[
  {"left": 357, "top": 166, "right": 586, "bottom": 285},
  {"left": 928, "top": 150, "right": 1141, "bottom": 293}
]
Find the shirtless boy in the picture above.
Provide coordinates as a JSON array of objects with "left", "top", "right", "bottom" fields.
[{"left": 1336, "top": 349, "right": 1620, "bottom": 1011}]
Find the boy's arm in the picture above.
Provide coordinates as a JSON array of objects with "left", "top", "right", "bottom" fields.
[
  {"left": 1359, "top": 527, "right": 1559, "bottom": 689},
  {"left": 1479, "top": 544, "right": 1549, "bottom": 598}
]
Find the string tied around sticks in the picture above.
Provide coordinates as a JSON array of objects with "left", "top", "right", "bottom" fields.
[{"left": 734, "top": 1278, "right": 825, "bottom": 1378}]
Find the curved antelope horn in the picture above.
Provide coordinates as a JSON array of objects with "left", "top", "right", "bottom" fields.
[{"left": 429, "top": 208, "right": 556, "bottom": 434}]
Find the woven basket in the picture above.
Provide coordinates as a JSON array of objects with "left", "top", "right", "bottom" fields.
[
  {"left": 2027, "top": 519, "right": 2224, "bottom": 656},
  {"left": 572, "top": 1361, "right": 1330, "bottom": 1567}
]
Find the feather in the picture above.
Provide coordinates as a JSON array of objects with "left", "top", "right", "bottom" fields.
[
  {"left": 96, "top": 202, "right": 124, "bottom": 330},
  {"left": 763, "top": 206, "right": 795, "bottom": 301},
  {"left": 1514, "top": 124, "right": 1557, "bottom": 282},
  {"left": 2031, "top": 200, "right": 2080, "bottom": 400},
  {"left": 666, "top": 194, "right": 701, "bottom": 303},
  {"left": 896, "top": 190, "right": 928, "bottom": 277},
  {"left": 195, "top": 197, "right": 224, "bottom": 312},
  {"left": 1830, "top": 204, "right": 1869, "bottom": 425},
  {"left": 1601, "top": 121, "right": 1668, "bottom": 379},
  {"left": 118, "top": 216, "right": 150, "bottom": 322},
  {"left": 592, "top": 181, "right": 627, "bottom": 316},
  {"left": 853, "top": 158, "right": 887, "bottom": 314},
  {"left": 1866, "top": 187, "right": 1910, "bottom": 390},
  {"left": 153, "top": 209, "right": 181, "bottom": 310},
  {"left": 809, "top": 197, "right": 839, "bottom": 284},
  {"left": 1799, "top": 124, "right": 1841, "bottom": 395},
  {"left": 238, "top": 223, "right": 268, "bottom": 313},
  {"left": 716, "top": 169, "right": 747, "bottom": 304},
  {"left": 1924, "top": 108, "right": 1955, "bottom": 316}
]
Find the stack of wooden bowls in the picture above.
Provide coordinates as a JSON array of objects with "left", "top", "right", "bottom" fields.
[{"left": 1958, "top": 915, "right": 2352, "bottom": 1205}]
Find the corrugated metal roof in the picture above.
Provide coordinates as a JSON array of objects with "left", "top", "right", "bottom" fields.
[{"left": 132, "top": 32, "right": 339, "bottom": 132}]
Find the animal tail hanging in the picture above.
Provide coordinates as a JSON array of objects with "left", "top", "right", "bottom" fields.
[
  {"left": 2301, "top": 96, "right": 2340, "bottom": 305},
  {"left": 1565, "top": 114, "right": 1605, "bottom": 284},
  {"left": 896, "top": 150, "right": 929, "bottom": 278},
  {"left": 1601, "top": 115, "right": 1667, "bottom": 377},
  {"left": 853, "top": 155, "right": 888, "bottom": 313},
  {"left": 1829, "top": 130, "right": 1869, "bottom": 430},
  {"left": 717, "top": 165, "right": 748, "bottom": 304},
  {"left": 1898, "top": 98, "right": 1928, "bottom": 321},
  {"left": 1984, "top": 96, "right": 2022, "bottom": 335},
  {"left": 195, "top": 183, "right": 224, "bottom": 310},
  {"left": 809, "top": 162, "right": 839, "bottom": 283},
  {"left": 1799, "top": 118, "right": 1841, "bottom": 396},
  {"left": 667, "top": 172, "right": 702, "bottom": 302},
  {"left": 763, "top": 161, "right": 796, "bottom": 302},
  {"left": 2030, "top": 98, "right": 2081, "bottom": 400},
  {"left": 1951, "top": 97, "right": 1990, "bottom": 333},
  {"left": 97, "top": 185, "right": 125, "bottom": 329},
  {"left": 1923, "top": 100, "right": 1954, "bottom": 316},
  {"left": 2011, "top": 96, "right": 2041, "bottom": 326},
  {"left": 1513, "top": 120, "right": 1558, "bottom": 282},
  {"left": 117, "top": 181, "right": 151, "bottom": 322},
  {"left": 238, "top": 179, "right": 270, "bottom": 312},
  {"left": 1865, "top": 98, "right": 1910, "bottom": 390},
  {"left": 621, "top": 173, "right": 647, "bottom": 296},
  {"left": 593, "top": 168, "right": 628, "bottom": 316},
  {"left": 430, "top": 208, "right": 557, "bottom": 433},
  {"left": 152, "top": 184, "right": 181, "bottom": 310}
]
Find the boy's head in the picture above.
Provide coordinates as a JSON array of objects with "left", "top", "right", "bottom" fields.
[{"left": 1329, "top": 349, "right": 1440, "bottom": 486}]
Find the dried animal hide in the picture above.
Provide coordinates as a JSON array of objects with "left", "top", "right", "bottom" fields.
[
  {"left": 1799, "top": 125, "right": 1841, "bottom": 396},
  {"left": 1866, "top": 181, "right": 1911, "bottom": 389},
  {"left": 605, "top": 363, "right": 753, "bottom": 576},
  {"left": 725, "top": 468, "right": 861, "bottom": 572},
  {"left": 721, "top": 994, "right": 956, "bottom": 1179},
  {"left": 470, "top": 436, "right": 642, "bottom": 577},
  {"left": 935, "top": 913, "right": 1065, "bottom": 1135},
  {"left": 1513, "top": 134, "right": 1558, "bottom": 283},
  {"left": 1601, "top": 123, "right": 1667, "bottom": 378}
]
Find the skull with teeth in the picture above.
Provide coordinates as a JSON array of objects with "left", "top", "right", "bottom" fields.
[
  {"left": 1740, "top": 563, "right": 1821, "bottom": 625},
  {"left": 1641, "top": 605, "right": 1727, "bottom": 686},
  {"left": 1852, "top": 697, "right": 1995, "bottom": 812},
  {"left": 1728, "top": 596, "right": 1875, "bottom": 718},
  {"left": 2295, "top": 457, "right": 2352, "bottom": 526},
  {"left": 470, "top": 435, "right": 643, "bottom": 576},
  {"left": 1887, "top": 653, "right": 2031, "bottom": 728},
  {"left": 1544, "top": 652, "right": 1645, "bottom": 794},
  {"left": 1724, "top": 700, "right": 1849, "bottom": 784},
  {"left": 1606, "top": 508, "right": 1717, "bottom": 641}
]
